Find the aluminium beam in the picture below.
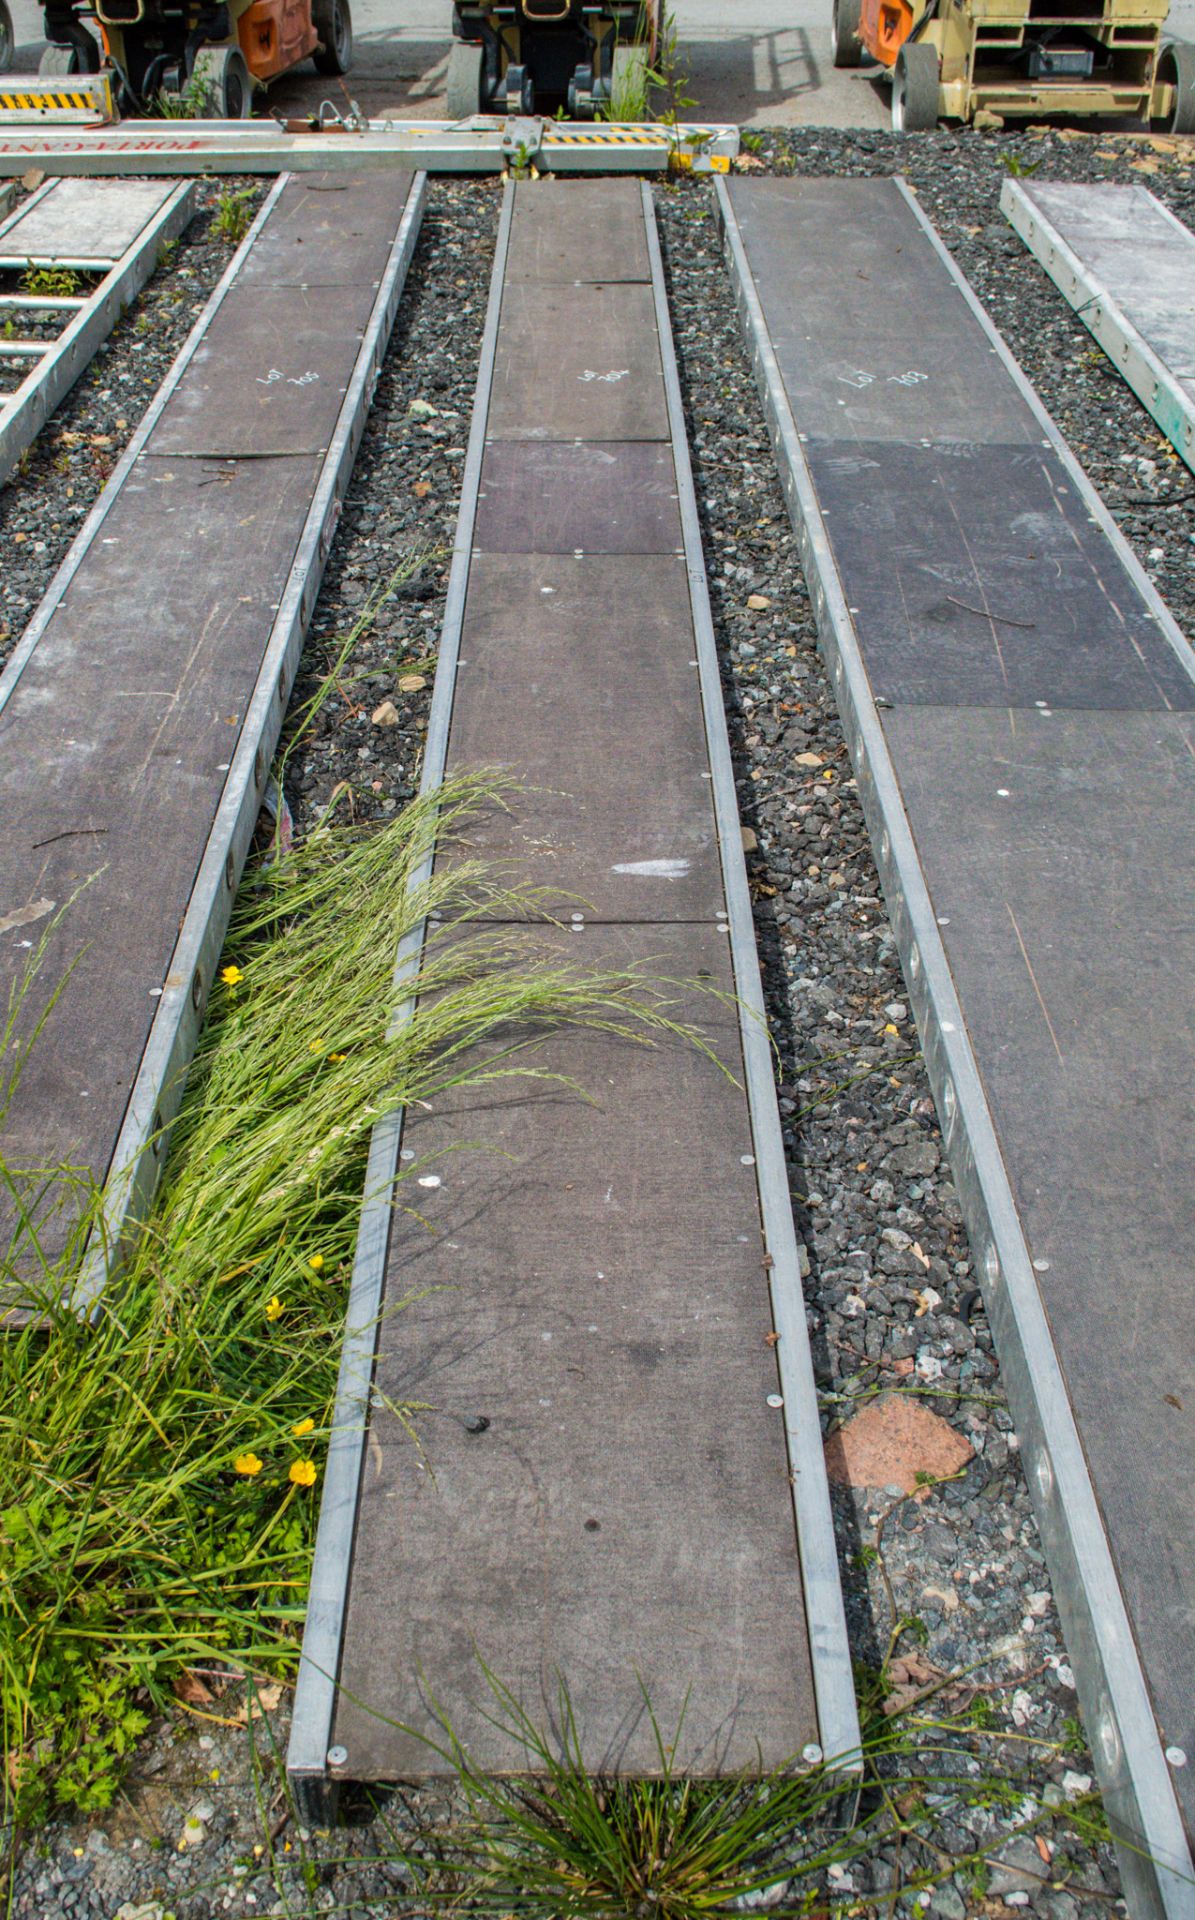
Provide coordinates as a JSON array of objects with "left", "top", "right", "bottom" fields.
[
  {"left": 0, "top": 114, "right": 738, "bottom": 178},
  {"left": 718, "top": 173, "right": 1195, "bottom": 1920},
  {"left": 1003, "top": 177, "right": 1195, "bottom": 474}
]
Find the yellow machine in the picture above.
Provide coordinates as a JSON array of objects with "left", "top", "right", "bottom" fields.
[
  {"left": 446, "top": 0, "right": 660, "bottom": 117},
  {"left": 35, "top": 0, "right": 351, "bottom": 113},
  {"left": 833, "top": 0, "right": 1195, "bottom": 129}
]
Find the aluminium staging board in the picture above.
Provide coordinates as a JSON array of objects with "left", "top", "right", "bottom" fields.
[
  {"left": 0, "top": 168, "right": 426, "bottom": 1317},
  {"left": 288, "top": 178, "right": 859, "bottom": 1810},
  {"left": 0, "top": 176, "right": 196, "bottom": 486},
  {"left": 1003, "top": 177, "right": 1195, "bottom": 475},
  {"left": 719, "top": 175, "right": 1195, "bottom": 1920}
]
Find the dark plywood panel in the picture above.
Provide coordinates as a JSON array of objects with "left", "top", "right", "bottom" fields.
[
  {"left": 884, "top": 704, "right": 1195, "bottom": 1833},
  {"left": 233, "top": 170, "right": 415, "bottom": 289},
  {"left": 333, "top": 922, "right": 818, "bottom": 1779},
  {"left": 506, "top": 179, "right": 651, "bottom": 285},
  {"left": 0, "top": 453, "right": 318, "bottom": 1251},
  {"left": 446, "top": 554, "right": 723, "bottom": 919},
  {"left": 149, "top": 282, "right": 379, "bottom": 456},
  {"left": 489, "top": 283, "right": 666, "bottom": 442},
  {"left": 808, "top": 439, "right": 1195, "bottom": 711},
  {"left": 727, "top": 177, "right": 1039, "bottom": 448},
  {"left": 475, "top": 443, "right": 682, "bottom": 554}
]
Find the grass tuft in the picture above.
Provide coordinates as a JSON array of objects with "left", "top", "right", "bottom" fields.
[
  {"left": 347, "top": 1661, "right": 1116, "bottom": 1920},
  {"left": 0, "top": 772, "right": 713, "bottom": 1833}
]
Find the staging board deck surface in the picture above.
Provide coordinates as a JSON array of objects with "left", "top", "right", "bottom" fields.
[
  {"left": 489, "top": 284, "right": 668, "bottom": 441},
  {"left": 475, "top": 441, "right": 682, "bottom": 553},
  {"left": 1003, "top": 180, "right": 1195, "bottom": 471},
  {"left": 334, "top": 922, "right": 818, "bottom": 1778},
  {"left": 0, "top": 177, "right": 179, "bottom": 263},
  {"left": 449, "top": 553, "right": 723, "bottom": 920},
  {"left": 504, "top": 178, "right": 652, "bottom": 285},
  {"left": 317, "top": 179, "right": 849, "bottom": 1793},
  {"left": 723, "top": 174, "right": 1195, "bottom": 1912},
  {"left": 0, "top": 171, "right": 422, "bottom": 1305}
]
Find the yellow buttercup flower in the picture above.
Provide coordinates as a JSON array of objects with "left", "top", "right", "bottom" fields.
[
  {"left": 308, "top": 1254, "right": 325, "bottom": 1274},
  {"left": 289, "top": 1459, "right": 317, "bottom": 1488},
  {"left": 265, "top": 1295, "right": 284, "bottom": 1322},
  {"left": 221, "top": 964, "right": 244, "bottom": 986},
  {"left": 234, "top": 1453, "right": 263, "bottom": 1477},
  {"left": 291, "top": 1417, "right": 315, "bottom": 1437}
]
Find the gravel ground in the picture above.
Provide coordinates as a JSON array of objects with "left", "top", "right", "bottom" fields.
[{"left": 9, "top": 131, "right": 1195, "bottom": 1915}]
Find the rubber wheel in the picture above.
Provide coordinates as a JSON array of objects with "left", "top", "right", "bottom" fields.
[
  {"left": 312, "top": 0, "right": 351, "bottom": 76},
  {"left": 1152, "top": 39, "right": 1195, "bottom": 134},
  {"left": 446, "top": 38, "right": 483, "bottom": 118},
  {"left": 0, "top": 0, "right": 14, "bottom": 76},
  {"left": 40, "top": 26, "right": 100, "bottom": 75},
  {"left": 40, "top": 41, "right": 82, "bottom": 75},
  {"left": 610, "top": 42, "right": 650, "bottom": 119},
  {"left": 192, "top": 44, "right": 253, "bottom": 117},
  {"left": 832, "top": 0, "right": 863, "bottom": 69},
  {"left": 891, "top": 39, "right": 939, "bottom": 130}
]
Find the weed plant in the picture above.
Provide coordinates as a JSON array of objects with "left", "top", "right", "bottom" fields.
[
  {"left": 19, "top": 265, "right": 81, "bottom": 299},
  {"left": 211, "top": 186, "right": 257, "bottom": 247},
  {"left": 247, "top": 1663, "right": 1119, "bottom": 1920},
  {"left": 0, "top": 774, "right": 712, "bottom": 1832}
]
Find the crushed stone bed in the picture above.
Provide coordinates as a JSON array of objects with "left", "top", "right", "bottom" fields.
[{"left": 12, "top": 132, "right": 1194, "bottom": 1913}]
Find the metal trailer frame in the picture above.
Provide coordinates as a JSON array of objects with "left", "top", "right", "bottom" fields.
[
  {"left": 0, "top": 175, "right": 194, "bottom": 487},
  {"left": 0, "top": 168, "right": 428, "bottom": 1317},
  {"left": 0, "top": 113, "right": 738, "bottom": 177},
  {"left": 716, "top": 172, "right": 1195, "bottom": 1920},
  {"left": 1003, "top": 176, "right": 1195, "bottom": 476},
  {"left": 287, "top": 176, "right": 861, "bottom": 1824}
]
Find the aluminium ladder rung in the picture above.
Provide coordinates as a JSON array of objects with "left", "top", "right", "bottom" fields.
[{"left": 0, "top": 292, "right": 88, "bottom": 308}]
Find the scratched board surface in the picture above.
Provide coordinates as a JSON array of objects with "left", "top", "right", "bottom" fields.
[
  {"left": 0, "top": 172, "right": 417, "bottom": 1300},
  {"left": 728, "top": 173, "right": 1195, "bottom": 1837},
  {"left": 330, "top": 178, "right": 820, "bottom": 1779}
]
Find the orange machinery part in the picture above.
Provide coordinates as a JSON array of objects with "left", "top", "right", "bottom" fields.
[
  {"left": 859, "top": 0, "right": 915, "bottom": 65},
  {"left": 237, "top": 0, "right": 318, "bottom": 81}
]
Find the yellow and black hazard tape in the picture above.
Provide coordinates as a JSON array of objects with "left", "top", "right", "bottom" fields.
[
  {"left": 543, "top": 126, "right": 732, "bottom": 169},
  {"left": 0, "top": 74, "right": 115, "bottom": 118},
  {"left": 546, "top": 129, "right": 662, "bottom": 145},
  {"left": 0, "top": 89, "right": 101, "bottom": 110}
]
